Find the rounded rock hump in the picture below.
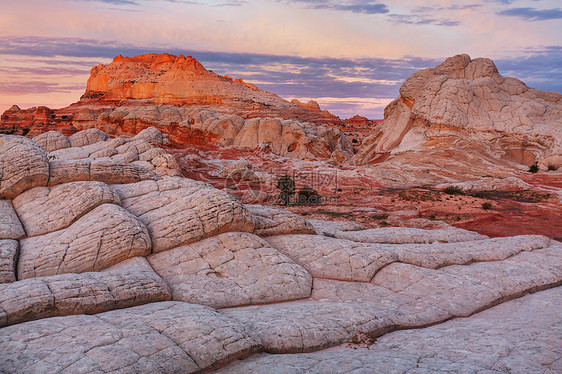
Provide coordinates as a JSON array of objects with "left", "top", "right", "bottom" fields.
[
  {"left": 0, "top": 135, "right": 49, "bottom": 199},
  {"left": 353, "top": 54, "right": 562, "bottom": 171}
]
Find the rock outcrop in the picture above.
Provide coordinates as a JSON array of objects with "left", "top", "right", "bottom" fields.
[
  {"left": 0, "top": 110, "right": 561, "bottom": 373},
  {"left": 1, "top": 54, "right": 354, "bottom": 162},
  {"left": 353, "top": 54, "right": 562, "bottom": 175},
  {"left": 82, "top": 54, "right": 340, "bottom": 124}
]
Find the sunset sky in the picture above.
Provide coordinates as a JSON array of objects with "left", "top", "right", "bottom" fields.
[{"left": 1, "top": 0, "right": 561, "bottom": 118}]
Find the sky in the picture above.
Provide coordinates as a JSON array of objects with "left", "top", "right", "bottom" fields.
[{"left": 0, "top": 0, "right": 561, "bottom": 119}]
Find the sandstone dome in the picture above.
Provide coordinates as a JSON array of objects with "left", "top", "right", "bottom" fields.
[{"left": 353, "top": 54, "right": 562, "bottom": 172}]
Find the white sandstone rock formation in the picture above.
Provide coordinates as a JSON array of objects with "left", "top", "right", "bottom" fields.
[
  {"left": 353, "top": 54, "right": 562, "bottom": 179},
  {"left": 0, "top": 127, "right": 560, "bottom": 373}
]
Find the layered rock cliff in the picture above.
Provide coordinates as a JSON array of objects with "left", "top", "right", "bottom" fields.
[{"left": 83, "top": 53, "right": 341, "bottom": 124}]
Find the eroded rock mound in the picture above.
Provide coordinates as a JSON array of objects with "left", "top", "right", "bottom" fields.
[{"left": 353, "top": 54, "right": 562, "bottom": 175}]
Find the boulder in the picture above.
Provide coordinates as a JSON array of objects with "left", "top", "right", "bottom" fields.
[
  {"left": 68, "top": 128, "right": 107, "bottom": 147},
  {"left": 32, "top": 131, "right": 70, "bottom": 152}
]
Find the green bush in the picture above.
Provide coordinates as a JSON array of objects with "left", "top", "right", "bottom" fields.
[
  {"left": 547, "top": 164, "right": 558, "bottom": 171},
  {"left": 528, "top": 163, "right": 539, "bottom": 173},
  {"left": 443, "top": 186, "right": 464, "bottom": 195}
]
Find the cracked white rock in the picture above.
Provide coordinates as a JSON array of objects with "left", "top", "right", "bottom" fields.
[
  {"left": 334, "top": 226, "right": 487, "bottom": 244},
  {"left": 0, "top": 257, "right": 171, "bottom": 327},
  {"left": 32, "top": 131, "right": 70, "bottom": 152},
  {"left": 247, "top": 204, "right": 316, "bottom": 237},
  {"left": 48, "top": 159, "right": 161, "bottom": 186},
  {"left": 0, "top": 240, "right": 18, "bottom": 284},
  {"left": 0, "top": 200, "right": 25, "bottom": 240},
  {"left": 215, "top": 288, "right": 561, "bottom": 373},
  {"left": 266, "top": 234, "right": 396, "bottom": 282},
  {"left": 0, "top": 135, "right": 49, "bottom": 199},
  {"left": 148, "top": 232, "right": 312, "bottom": 308},
  {"left": 113, "top": 177, "right": 254, "bottom": 253},
  {"left": 0, "top": 301, "right": 261, "bottom": 374},
  {"left": 13, "top": 181, "right": 121, "bottom": 237},
  {"left": 17, "top": 203, "right": 152, "bottom": 279}
]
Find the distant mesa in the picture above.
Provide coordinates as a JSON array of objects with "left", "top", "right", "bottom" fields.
[{"left": 82, "top": 53, "right": 341, "bottom": 124}]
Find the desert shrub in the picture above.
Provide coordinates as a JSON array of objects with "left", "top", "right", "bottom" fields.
[
  {"left": 443, "top": 186, "right": 464, "bottom": 195},
  {"left": 481, "top": 202, "right": 492, "bottom": 210},
  {"left": 528, "top": 163, "right": 539, "bottom": 173},
  {"left": 547, "top": 164, "right": 558, "bottom": 171}
]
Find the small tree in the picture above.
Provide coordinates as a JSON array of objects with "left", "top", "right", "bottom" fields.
[
  {"left": 277, "top": 175, "right": 295, "bottom": 206},
  {"left": 529, "top": 163, "right": 539, "bottom": 173}
]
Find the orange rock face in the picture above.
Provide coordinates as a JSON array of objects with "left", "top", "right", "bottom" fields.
[{"left": 81, "top": 53, "right": 341, "bottom": 124}]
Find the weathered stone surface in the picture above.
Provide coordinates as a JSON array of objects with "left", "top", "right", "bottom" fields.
[
  {"left": 68, "top": 128, "right": 107, "bottom": 147},
  {"left": 353, "top": 54, "right": 562, "bottom": 179},
  {"left": 13, "top": 181, "right": 121, "bottom": 237},
  {"left": 0, "top": 240, "right": 18, "bottom": 284},
  {"left": 310, "top": 278, "right": 450, "bottom": 328},
  {"left": 247, "top": 204, "right": 316, "bottom": 237},
  {"left": 133, "top": 126, "right": 164, "bottom": 145},
  {"left": 372, "top": 243, "right": 562, "bottom": 316},
  {"left": 440, "top": 245, "right": 562, "bottom": 300},
  {"left": 114, "top": 177, "right": 254, "bottom": 253},
  {"left": 18, "top": 204, "right": 151, "bottom": 279},
  {"left": 48, "top": 159, "right": 160, "bottom": 186},
  {"left": 0, "top": 135, "right": 49, "bottom": 199},
  {"left": 383, "top": 234, "right": 550, "bottom": 269},
  {"left": 373, "top": 262, "right": 502, "bottom": 317},
  {"left": 308, "top": 219, "right": 367, "bottom": 237},
  {"left": 216, "top": 287, "right": 561, "bottom": 373},
  {"left": 148, "top": 232, "right": 312, "bottom": 308},
  {"left": 32, "top": 130, "right": 70, "bottom": 152},
  {"left": 0, "top": 200, "right": 24, "bottom": 240},
  {"left": 0, "top": 301, "right": 261, "bottom": 373},
  {"left": 334, "top": 226, "right": 487, "bottom": 243},
  {"left": 0, "top": 257, "right": 171, "bottom": 327},
  {"left": 266, "top": 234, "right": 396, "bottom": 282},
  {"left": 221, "top": 300, "right": 393, "bottom": 353}
]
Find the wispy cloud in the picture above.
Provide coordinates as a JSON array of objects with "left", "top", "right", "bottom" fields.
[
  {"left": 1, "top": 35, "right": 561, "bottom": 117},
  {"left": 281, "top": 0, "right": 389, "bottom": 14},
  {"left": 497, "top": 7, "right": 562, "bottom": 21},
  {"left": 387, "top": 14, "right": 459, "bottom": 27},
  {"left": 0, "top": 82, "right": 85, "bottom": 95}
]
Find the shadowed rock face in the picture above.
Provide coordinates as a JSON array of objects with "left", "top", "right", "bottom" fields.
[{"left": 353, "top": 54, "right": 562, "bottom": 174}]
